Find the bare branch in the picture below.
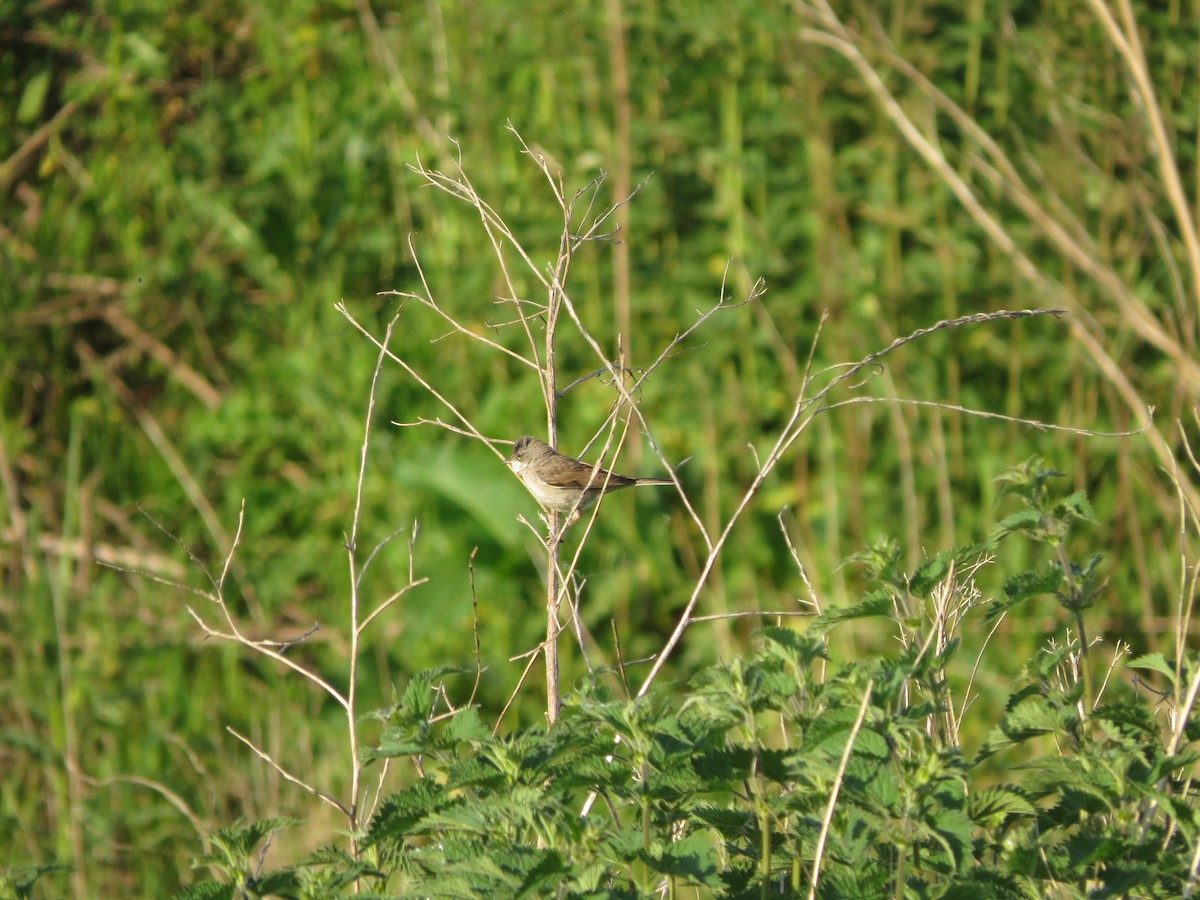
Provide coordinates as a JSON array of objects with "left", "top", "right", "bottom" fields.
[
  {"left": 337, "top": 301, "right": 493, "bottom": 449},
  {"left": 822, "top": 396, "right": 1152, "bottom": 438},
  {"left": 227, "top": 727, "right": 349, "bottom": 817},
  {"left": 357, "top": 578, "right": 430, "bottom": 636},
  {"left": 187, "top": 607, "right": 349, "bottom": 711}
]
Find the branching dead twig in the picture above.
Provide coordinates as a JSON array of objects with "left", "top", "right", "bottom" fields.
[
  {"left": 389, "top": 135, "right": 758, "bottom": 726},
  {"left": 227, "top": 727, "right": 349, "bottom": 817},
  {"left": 636, "top": 308, "right": 1071, "bottom": 698},
  {"left": 171, "top": 309, "right": 430, "bottom": 864}
]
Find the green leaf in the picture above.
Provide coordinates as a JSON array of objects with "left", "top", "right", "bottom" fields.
[
  {"left": 939, "top": 871, "right": 1025, "bottom": 899},
  {"left": 757, "top": 626, "right": 826, "bottom": 669},
  {"left": 399, "top": 666, "right": 474, "bottom": 721},
  {"left": 1002, "top": 566, "right": 1063, "bottom": 602},
  {"left": 363, "top": 781, "right": 453, "bottom": 846},
  {"left": 367, "top": 724, "right": 428, "bottom": 761},
  {"left": 1057, "top": 490, "right": 1097, "bottom": 524},
  {"left": 1003, "top": 697, "right": 1076, "bottom": 737},
  {"left": 514, "top": 849, "right": 569, "bottom": 896},
  {"left": 927, "top": 806, "right": 975, "bottom": 870},
  {"left": 967, "top": 785, "right": 1037, "bottom": 822},
  {"left": 649, "top": 834, "right": 720, "bottom": 887},
  {"left": 813, "top": 590, "right": 894, "bottom": 631},
  {"left": 846, "top": 753, "right": 900, "bottom": 811},
  {"left": 846, "top": 537, "right": 902, "bottom": 584},
  {"left": 1091, "top": 702, "right": 1158, "bottom": 739},
  {"left": 209, "top": 818, "right": 300, "bottom": 861},
  {"left": 445, "top": 706, "right": 491, "bottom": 743},
  {"left": 174, "top": 882, "right": 234, "bottom": 900},
  {"left": 989, "top": 508, "right": 1043, "bottom": 541},
  {"left": 908, "top": 542, "right": 994, "bottom": 597},
  {"left": 1127, "top": 652, "right": 1177, "bottom": 684},
  {"left": 17, "top": 69, "right": 51, "bottom": 124}
]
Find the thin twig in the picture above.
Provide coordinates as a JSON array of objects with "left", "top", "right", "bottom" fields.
[
  {"left": 611, "top": 620, "right": 633, "bottom": 698},
  {"left": 809, "top": 679, "right": 874, "bottom": 900},
  {"left": 467, "top": 547, "right": 485, "bottom": 708},
  {"left": 337, "top": 302, "right": 493, "bottom": 449},
  {"left": 823, "top": 396, "right": 1152, "bottom": 438},
  {"left": 690, "top": 610, "right": 817, "bottom": 622},
  {"left": 187, "top": 607, "right": 349, "bottom": 710},
  {"left": 494, "top": 647, "right": 542, "bottom": 736},
  {"left": 227, "top": 727, "right": 349, "bottom": 816},
  {"left": 357, "top": 579, "right": 429, "bottom": 636}
]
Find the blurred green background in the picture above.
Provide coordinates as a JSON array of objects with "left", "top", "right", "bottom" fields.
[{"left": 3, "top": 0, "right": 1197, "bottom": 894}]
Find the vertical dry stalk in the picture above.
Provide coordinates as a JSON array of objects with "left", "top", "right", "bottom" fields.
[
  {"left": 1165, "top": 426, "right": 1200, "bottom": 759},
  {"left": 808, "top": 678, "right": 873, "bottom": 900},
  {"left": 183, "top": 313, "right": 428, "bottom": 864},
  {"left": 795, "top": 0, "right": 1200, "bottom": 516},
  {"left": 373, "top": 133, "right": 764, "bottom": 725},
  {"left": 374, "top": 137, "right": 673, "bottom": 725}
]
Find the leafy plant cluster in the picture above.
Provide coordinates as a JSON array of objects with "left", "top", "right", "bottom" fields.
[
  {"left": 5, "top": 1, "right": 1200, "bottom": 894},
  {"left": 165, "top": 462, "right": 1200, "bottom": 898}
]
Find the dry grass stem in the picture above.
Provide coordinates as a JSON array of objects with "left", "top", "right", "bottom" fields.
[
  {"left": 494, "top": 648, "right": 543, "bottom": 736},
  {"left": 1084, "top": 0, "right": 1200, "bottom": 303},
  {"left": 796, "top": 1, "right": 1200, "bottom": 515},
  {"left": 823, "top": 397, "right": 1151, "bottom": 438},
  {"left": 808, "top": 678, "right": 874, "bottom": 899}
]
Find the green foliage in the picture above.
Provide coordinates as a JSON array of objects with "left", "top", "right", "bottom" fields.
[
  {"left": 0, "top": 864, "right": 74, "bottom": 900},
  {"left": 184, "top": 650, "right": 1196, "bottom": 895},
  {"left": 5, "top": 0, "right": 1200, "bottom": 894},
  {"left": 987, "top": 459, "right": 1107, "bottom": 633},
  {"left": 177, "top": 820, "right": 386, "bottom": 900},
  {"left": 179, "top": 469, "right": 1200, "bottom": 897}
]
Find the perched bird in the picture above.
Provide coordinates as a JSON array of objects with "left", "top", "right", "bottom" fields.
[{"left": 504, "top": 435, "right": 672, "bottom": 525}]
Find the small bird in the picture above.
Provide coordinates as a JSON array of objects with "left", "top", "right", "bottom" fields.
[{"left": 504, "top": 435, "right": 672, "bottom": 525}]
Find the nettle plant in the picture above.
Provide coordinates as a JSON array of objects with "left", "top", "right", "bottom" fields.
[{"left": 179, "top": 450, "right": 1200, "bottom": 895}]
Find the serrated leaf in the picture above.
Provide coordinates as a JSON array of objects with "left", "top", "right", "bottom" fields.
[
  {"left": 1058, "top": 490, "right": 1097, "bottom": 523},
  {"left": 399, "top": 666, "right": 473, "bottom": 720},
  {"left": 927, "top": 807, "right": 974, "bottom": 868},
  {"left": 690, "top": 804, "right": 756, "bottom": 837},
  {"left": 1003, "top": 565, "right": 1063, "bottom": 601},
  {"left": 968, "top": 785, "right": 1037, "bottom": 821},
  {"left": 367, "top": 723, "right": 428, "bottom": 761},
  {"left": 1091, "top": 701, "right": 1157, "bottom": 739},
  {"left": 813, "top": 590, "right": 894, "bottom": 631},
  {"left": 648, "top": 834, "right": 720, "bottom": 887},
  {"left": 445, "top": 706, "right": 491, "bottom": 743},
  {"left": 846, "top": 753, "right": 900, "bottom": 811},
  {"left": 989, "top": 509, "right": 1042, "bottom": 540},
  {"left": 939, "top": 871, "right": 1025, "bottom": 899},
  {"left": 248, "top": 869, "right": 302, "bottom": 894},
  {"left": 1003, "top": 697, "right": 1075, "bottom": 737},
  {"left": 515, "top": 849, "right": 569, "bottom": 896},
  {"left": 174, "top": 882, "right": 234, "bottom": 900},
  {"left": 757, "top": 626, "right": 826, "bottom": 667},
  {"left": 363, "top": 781, "right": 453, "bottom": 846},
  {"left": 210, "top": 818, "right": 299, "bottom": 858},
  {"left": 909, "top": 542, "right": 995, "bottom": 597},
  {"left": 846, "top": 537, "right": 902, "bottom": 582},
  {"left": 1128, "top": 652, "right": 1178, "bottom": 684}
]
